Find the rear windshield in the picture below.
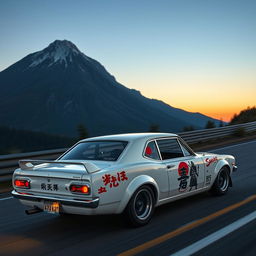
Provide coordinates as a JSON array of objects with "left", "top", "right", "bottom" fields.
[{"left": 60, "top": 141, "right": 128, "bottom": 161}]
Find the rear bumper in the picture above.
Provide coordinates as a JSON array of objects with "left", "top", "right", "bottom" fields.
[{"left": 12, "top": 190, "right": 99, "bottom": 209}]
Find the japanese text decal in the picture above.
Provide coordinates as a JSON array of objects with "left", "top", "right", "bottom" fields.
[
  {"left": 98, "top": 171, "right": 128, "bottom": 194},
  {"left": 178, "top": 161, "right": 199, "bottom": 192}
]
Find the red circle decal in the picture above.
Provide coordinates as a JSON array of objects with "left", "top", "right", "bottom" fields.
[
  {"left": 145, "top": 146, "right": 152, "bottom": 155},
  {"left": 178, "top": 162, "right": 189, "bottom": 176}
]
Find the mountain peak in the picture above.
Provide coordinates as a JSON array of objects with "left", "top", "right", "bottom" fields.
[
  {"left": 29, "top": 39, "right": 84, "bottom": 68},
  {"left": 47, "top": 40, "right": 80, "bottom": 54}
]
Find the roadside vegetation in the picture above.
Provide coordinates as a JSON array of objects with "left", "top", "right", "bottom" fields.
[
  {"left": 0, "top": 126, "right": 75, "bottom": 155},
  {"left": 1, "top": 106, "right": 256, "bottom": 155},
  {"left": 230, "top": 106, "right": 256, "bottom": 124},
  {"left": 77, "top": 124, "right": 89, "bottom": 140}
]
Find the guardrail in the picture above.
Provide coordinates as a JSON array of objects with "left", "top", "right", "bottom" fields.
[
  {"left": 0, "top": 148, "right": 67, "bottom": 183},
  {"left": 179, "top": 121, "right": 256, "bottom": 144},
  {"left": 1, "top": 121, "right": 256, "bottom": 183}
]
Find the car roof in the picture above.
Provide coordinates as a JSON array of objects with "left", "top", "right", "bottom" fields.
[{"left": 80, "top": 133, "right": 178, "bottom": 142}]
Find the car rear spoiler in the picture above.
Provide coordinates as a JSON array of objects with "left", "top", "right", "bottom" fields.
[{"left": 18, "top": 160, "right": 100, "bottom": 173}]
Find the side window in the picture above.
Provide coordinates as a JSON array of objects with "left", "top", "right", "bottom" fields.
[
  {"left": 144, "top": 141, "right": 160, "bottom": 160},
  {"left": 156, "top": 139, "right": 184, "bottom": 160},
  {"left": 178, "top": 139, "right": 194, "bottom": 157},
  {"left": 179, "top": 143, "right": 192, "bottom": 157}
]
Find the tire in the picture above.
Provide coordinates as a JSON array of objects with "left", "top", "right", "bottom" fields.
[
  {"left": 124, "top": 185, "right": 155, "bottom": 227},
  {"left": 210, "top": 167, "right": 230, "bottom": 196}
]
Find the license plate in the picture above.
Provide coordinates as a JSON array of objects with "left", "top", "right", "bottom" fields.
[{"left": 44, "top": 201, "right": 60, "bottom": 214}]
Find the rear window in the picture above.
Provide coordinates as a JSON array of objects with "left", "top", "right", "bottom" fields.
[
  {"left": 61, "top": 141, "right": 128, "bottom": 161},
  {"left": 144, "top": 141, "right": 160, "bottom": 160}
]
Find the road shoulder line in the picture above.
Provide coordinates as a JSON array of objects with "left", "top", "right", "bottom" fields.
[
  {"left": 118, "top": 195, "right": 256, "bottom": 256},
  {"left": 170, "top": 210, "right": 256, "bottom": 256},
  {"left": 0, "top": 196, "right": 13, "bottom": 201}
]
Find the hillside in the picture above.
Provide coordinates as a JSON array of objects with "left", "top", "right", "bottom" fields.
[
  {"left": 0, "top": 126, "right": 75, "bottom": 154},
  {"left": 0, "top": 40, "right": 220, "bottom": 137}
]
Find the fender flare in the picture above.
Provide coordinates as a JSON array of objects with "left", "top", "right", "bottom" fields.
[
  {"left": 115, "top": 175, "right": 159, "bottom": 214},
  {"left": 213, "top": 159, "right": 232, "bottom": 187}
]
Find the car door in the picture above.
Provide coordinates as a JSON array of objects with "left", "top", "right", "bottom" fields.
[
  {"left": 156, "top": 137, "right": 205, "bottom": 197},
  {"left": 143, "top": 140, "right": 170, "bottom": 200}
]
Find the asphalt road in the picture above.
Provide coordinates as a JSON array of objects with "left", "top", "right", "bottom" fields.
[{"left": 0, "top": 140, "right": 256, "bottom": 256}]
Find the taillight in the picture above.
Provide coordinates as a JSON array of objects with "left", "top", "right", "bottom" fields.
[
  {"left": 70, "top": 184, "right": 90, "bottom": 194},
  {"left": 14, "top": 179, "right": 30, "bottom": 189}
]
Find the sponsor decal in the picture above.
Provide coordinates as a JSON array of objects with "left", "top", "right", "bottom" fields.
[
  {"left": 206, "top": 175, "right": 211, "bottom": 185},
  {"left": 98, "top": 171, "right": 128, "bottom": 194},
  {"left": 205, "top": 156, "right": 218, "bottom": 167}
]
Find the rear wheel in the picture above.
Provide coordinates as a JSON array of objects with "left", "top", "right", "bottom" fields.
[
  {"left": 211, "top": 167, "right": 230, "bottom": 196},
  {"left": 124, "top": 185, "right": 155, "bottom": 227}
]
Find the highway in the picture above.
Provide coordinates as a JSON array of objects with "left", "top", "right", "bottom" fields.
[{"left": 0, "top": 140, "right": 256, "bottom": 256}]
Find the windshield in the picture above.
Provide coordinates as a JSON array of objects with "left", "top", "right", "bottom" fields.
[{"left": 60, "top": 141, "right": 128, "bottom": 161}]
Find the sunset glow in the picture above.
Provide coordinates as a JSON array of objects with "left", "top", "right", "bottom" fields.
[{"left": 0, "top": 0, "right": 255, "bottom": 123}]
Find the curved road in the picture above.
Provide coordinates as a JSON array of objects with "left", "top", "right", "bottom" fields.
[{"left": 1, "top": 140, "right": 256, "bottom": 256}]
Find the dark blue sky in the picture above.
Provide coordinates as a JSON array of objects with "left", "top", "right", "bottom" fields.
[{"left": 1, "top": 0, "right": 255, "bottom": 120}]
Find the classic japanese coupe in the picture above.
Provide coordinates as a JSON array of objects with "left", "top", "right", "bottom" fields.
[{"left": 12, "top": 133, "right": 237, "bottom": 226}]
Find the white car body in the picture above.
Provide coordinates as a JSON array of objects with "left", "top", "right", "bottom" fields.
[{"left": 12, "top": 133, "right": 237, "bottom": 222}]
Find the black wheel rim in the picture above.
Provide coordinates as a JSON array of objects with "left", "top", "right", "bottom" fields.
[
  {"left": 133, "top": 189, "right": 153, "bottom": 220},
  {"left": 218, "top": 170, "right": 229, "bottom": 192}
]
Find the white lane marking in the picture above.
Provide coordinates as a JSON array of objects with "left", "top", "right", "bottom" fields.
[
  {"left": 0, "top": 196, "right": 13, "bottom": 201},
  {"left": 170, "top": 210, "right": 256, "bottom": 256},
  {"left": 211, "top": 140, "right": 256, "bottom": 152}
]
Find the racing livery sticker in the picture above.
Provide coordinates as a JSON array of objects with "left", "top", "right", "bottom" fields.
[
  {"left": 205, "top": 156, "right": 218, "bottom": 167},
  {"left": 98, "top": 171, "right": 128, "bottom": 194},
  {"left": 178, "top": 162, "right": 190, "bottom": 192},
  {"left": 205, "top": 175, "right": 211, "bottom": 185},
  {"left": 178, "top": 161, "right": 199, "bottom": 192},
  {"left": 189, "top": 161, "right": 198, "bottom": 191}
]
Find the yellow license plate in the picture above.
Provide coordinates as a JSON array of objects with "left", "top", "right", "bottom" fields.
[{"left": 44, "top": 201, "right": 60, "bottom": 214}]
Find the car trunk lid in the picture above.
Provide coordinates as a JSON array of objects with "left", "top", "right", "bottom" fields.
[{"left": 13, "top": 160, "right": 103, "bottom": 197}]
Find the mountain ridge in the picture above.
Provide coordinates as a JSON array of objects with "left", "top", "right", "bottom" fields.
[{"left": 0, "top": 40, "right": 220, "bottom": 136}]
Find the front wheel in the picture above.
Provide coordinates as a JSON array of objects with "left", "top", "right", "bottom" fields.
[
  {"left": 124, "top": 185, "right": 155, "bottom": 227},
  {"left": 210, "top": 167, "right": 230, "bottom": 196}
]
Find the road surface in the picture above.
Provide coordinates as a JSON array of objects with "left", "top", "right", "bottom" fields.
[{"left": 0, "top": 140, "right": 256, "bottom": 256}]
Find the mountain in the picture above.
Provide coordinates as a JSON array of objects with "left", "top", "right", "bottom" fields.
[{"left": 0, "top": 40, "right": 219, "bottom": 137}]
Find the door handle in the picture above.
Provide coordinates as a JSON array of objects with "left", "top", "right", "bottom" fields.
[{"left": 166, "top": 164, "right": 175, "bottom": 169}]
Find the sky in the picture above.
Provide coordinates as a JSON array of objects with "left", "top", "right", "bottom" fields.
[{"left": 0, "top": 0, "right": 255, "bottom": 122}]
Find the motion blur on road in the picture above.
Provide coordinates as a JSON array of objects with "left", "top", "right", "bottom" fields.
[{"left": 0, "top": 140, "right": 256, "bottom": 256}]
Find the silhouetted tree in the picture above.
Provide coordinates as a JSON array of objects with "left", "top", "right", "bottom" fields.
[
  {"left": 0, "top": 126, "right": 75, "bottom": 155},
  {"left": 233, "top": 127, "right": 246, "bottom": 137},
  {"left": 230, "top": 106, "right": 256, "bottom": 124},
  {"left": 205, "top": 120, "right": 216, "bottom": 129},
  {"left": 219, "top": 119, "right": 224, "bottom": 127},
  {"left": 183, "top": 126, "right": 195, "bottom": 132},
  {"left": 77, "top": 124, "right": 89, "bottom": 140},
  {"left": 148, "top": 124, "right": 160, "bottom": 132}
]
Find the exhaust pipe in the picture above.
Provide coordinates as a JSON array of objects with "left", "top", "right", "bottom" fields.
[{"left": 25, "top": 207, "right": 43, "bottom": 215}]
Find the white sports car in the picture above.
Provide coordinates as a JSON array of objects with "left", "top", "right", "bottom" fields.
[{"left": 12, "top": 133, "right": 237, "bottom": 226}]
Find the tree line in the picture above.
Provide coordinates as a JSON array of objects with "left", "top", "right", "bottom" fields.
[
  {"left": 0, "top": 126, "right": 76, "bottom": 155},
  {"left": 1, "top": 106, "right": 255, "bottom": 155}
]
